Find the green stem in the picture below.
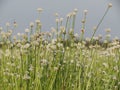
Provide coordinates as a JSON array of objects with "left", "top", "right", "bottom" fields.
[{"left": 90, "top": 7, "right": 110, "bottom": 42}]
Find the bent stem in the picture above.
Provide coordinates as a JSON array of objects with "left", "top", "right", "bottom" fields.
[{"left": 90, "top": 7, "right": 111, "bottom": 43}]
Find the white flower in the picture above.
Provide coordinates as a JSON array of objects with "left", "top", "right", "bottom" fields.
[
  {"left": 60, "top": 26, "right": 65, "bottom": 34},
  {"left": 13, "top": 36, "right": 17, "bottom": 41},
  {"left": 114, "top": 36, "right": 119, "bottom": 41},
  {"left": 54, "top": 67, "right": 58, "bottom": 71},
  {"left": 52, "top": 39, "right": 57, "bottom": 44},
  {"left": 13, "top": 21, "right": 18, "bottom": 27},
  {"left": 98, "top": 34, "right": 102, "bottom": 39},
  {"left": 105, "top": 28, "right": 111, "bottom": 33},
  {"left": 93, "top": 26, "right": 97, "bottom": 31},
  {"left": 54, "top": 13, "right": 59, "bottom": 17},
  {"left": 81, "top": 19, "right": 85, "bottom": 23},
  {"left": 70, "top": 60, "right": 74, "bottom": 64},
  {"left": 66, "top": 13, "right": 72, "bottom": 18},
  {"left": 5, "top": 49, "right": 11, "bottom": 57},
  {"left": 37, "top": 8, "right": 43, "bottom": 13},
  {"left": 85, "top": 37, "right": 91, "bottom": 42},
  {"left": 74, "top": 8, "right": 78, "bottom": 13},
  {"left": 57, "top": 43, "right": 63, "bottom": 48},
  {"left": 25, "top": 29, "right": 30, "bottom": 33},
  {"left": 6, "top": 22, "right": 10, "bottom": 27},
  {"left": 8, "top": 30, "right": 12, "bottom": 34},
  {"left": 74, "top": 33, "right": 78, "bottom": 38},
  {"left": 17, "top": 43, "right": 21, "bottom": 48},
  {"left": 93, "top": 36, "right": 99, "bottom": 40},
  {"left": 112, "top": 75, "right": 117, "bottom": 80},
  {"left": 51, "top": 27, "right": 56, "bottom": 33},
  {"left": 55, "top": 19, "right": 59, "bottom": 23},
  {"left": 102, "top": 63, "right": 109, "bottom": 68},
  {"left": 32, "top": 41, "right": 39, "bottom": 46},
  {"left": 40, "top": 59, "right": 48, "bottom": 66},
  {"left": 72, "top": 12, "right": 76, "bottom": 16},
  {"left": 108, "top": 3, "right": 112, "bottom": 8},
  {"left": 23, "top": 74, "right": 31, "bottom": 80},
  {"left": 106, "top": 34, "right": 111, "bottom": 38},
  {"left": 29, "top": 65, "right": 34, "bottom": 71},
  {"left": 17, "top": 33, "right": 21, "bottom": 36},
  {"left": 104, "top": 40, "right": 108, "bottom": 43},
  {"left": 24, "top": 43, "right": 30, "bottom": 49},
  {"left": 84, "top": 9, "right": 88, "bottom": 14},
  {"left": 30, "top": 22, "right": 34, "bottom": 27},
  {"left": 114, "top": 66, "right": 118, "bottom": 71},
  {"left": 35, "top": 19, "right": 41, "bottom": 24},
  {"left": 60, "top": 18, "right": 64, "bottom": 22},
  {"left": 50, "top": 44, "right": 57, "bottom": 50}
]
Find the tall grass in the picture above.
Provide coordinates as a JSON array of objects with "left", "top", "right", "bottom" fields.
[{"left": 0, "top": 3, "right": 120, "bottom": 90}]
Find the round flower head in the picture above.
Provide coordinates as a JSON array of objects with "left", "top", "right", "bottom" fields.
[
  {"left": 8, "top": 30, "right": 12, "bottom": 34},
  {"left": 105, "top": 28, "right": 111, "bottom": 33},
  {"left": 84, "top": 9, "right": 88, "bottom": 15},
  {"left": 13, "top": 20, "right": 18, "bottom": 27},
  {"left": 37, "top": 8, "right": 43, "bottom": 13},
  {"left": 108, "top": 3, "right": 112, "bottom": 8},
  {"left": 74, "top": 8, "right": 78, "bottom": 13},
  {"left": 106, "top": 34, "right": 111, "bottom": 38},
  {"left": 55, "top": 19, "right": 59, "bottom": 23},
  {"left": 6, "top": 22, "right": 10, "bottom": 27},
  {"left": 81, "top": 19, "right": 85, "bottom": 23},
  {"left": 66, "top": 13, "right": 72, "bottom": 18},
  {"left": 35, "top": 19, "right": 41, "bottom": 24},
  {"left": 60, "top": 18, "right": 64, "bottom": 22},
  {"left": 72, "top": 12, "right": 77, "bottom": 16},
  {"left": 13, "top": 35, "right": 17, "bottom": 40},
  {"left": 93, "top": 26, "right": 97, "bottom": 31},
  {"left": 25, "top": 29, "right": 30, "bottom": 33},
  {"left": 54, "top": 13, "right": 59, "bottom": 17},
  {"left": 51, "top": 27, "right": 56, "bottom": 33},
  {"left": 17, "top": 33, "right": 21, "bottom": 36},
  {"left": 30, "top": 22, "right": 34, "bottom": 28},
  {"left": 98, "top": 34, "right": 102, "bottom": 39}
]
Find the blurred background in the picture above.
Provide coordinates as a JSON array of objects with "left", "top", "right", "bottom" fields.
[{"left": 0, "top": 0, "right": 120, "bottom": 38}]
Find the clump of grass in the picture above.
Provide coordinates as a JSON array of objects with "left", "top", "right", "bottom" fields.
[{"left": 0, "top": 3, "right": 120, "bottom": 90}]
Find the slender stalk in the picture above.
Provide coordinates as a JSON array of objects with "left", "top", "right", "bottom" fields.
[{"left": 90, "top": 7, "right": 110, "bottom": 42}]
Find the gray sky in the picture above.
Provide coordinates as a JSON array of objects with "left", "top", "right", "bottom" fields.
[{"left": 0, "top": 0, "right": 120, "bottom": 38}]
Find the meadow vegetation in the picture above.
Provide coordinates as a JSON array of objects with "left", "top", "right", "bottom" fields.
[{"left": 0, "top": 3, "right": 120, "bottom": 90}]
